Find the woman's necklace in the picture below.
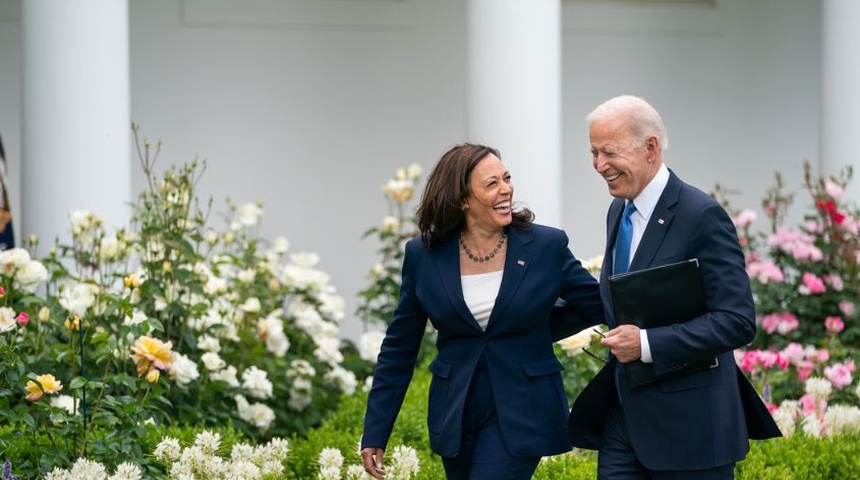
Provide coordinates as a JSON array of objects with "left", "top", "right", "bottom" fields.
[{"left": 460, "top": 232, "right": 507, "bottom": 263}]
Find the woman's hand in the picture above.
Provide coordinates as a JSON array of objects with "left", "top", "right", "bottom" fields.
[{"left": 360, "top": 447, "right": 386, "bottom": 479}]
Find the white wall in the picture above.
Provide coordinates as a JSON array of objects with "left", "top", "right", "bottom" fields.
[
  {"left": 130, "top": 0, "right": 469, "bottom": 341},
  {"left": 561, "top": 0, "right": 821, "bottom": 260},
  {"left": 0, "top": 0, "right": 822, "bottom": 341}
]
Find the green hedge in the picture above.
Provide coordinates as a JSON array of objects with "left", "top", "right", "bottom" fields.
[
  {"left": 0, "top": 422, "right": 251, "bottom": 479},
  {"left": 282, "top": 365, "right": 860, "bottom": 479},
  {"left": 3, "top": 364, "right": 859, "bottom": 479}
]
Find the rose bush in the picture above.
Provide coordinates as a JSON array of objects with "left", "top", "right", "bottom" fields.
[
  {"left": 0, "top": 128, "right": 365, "bottom": 476},
  {"left": 717, "top": 162, "right": 860, "bottom": 437}
]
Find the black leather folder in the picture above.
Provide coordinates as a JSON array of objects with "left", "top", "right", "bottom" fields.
[{"left": 609, "top": 258, "right": 718, "bottom": 387}]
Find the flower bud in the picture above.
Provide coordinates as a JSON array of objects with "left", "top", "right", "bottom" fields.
[{"left": 65, "top": 315, "right": 80, "bottom": 331}]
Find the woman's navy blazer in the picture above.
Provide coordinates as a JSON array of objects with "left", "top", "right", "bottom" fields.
[{"left": 361, "top": 224, "right": 605, "bottom": 458}]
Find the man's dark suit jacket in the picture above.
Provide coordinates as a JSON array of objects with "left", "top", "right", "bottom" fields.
[
  {"left": 362, "top": 224, "right": 604, "bottom": 458},
  {"left": 567, "top": 171, "right": 781, "bottom": 471}
]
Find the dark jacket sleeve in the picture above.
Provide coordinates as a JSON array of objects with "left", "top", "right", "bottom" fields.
[
  {"left": 360, "top": 240, "right": 428, "bottom": 450},
  {"left": 550, "top": 230, "right": 605, "bottom": 342}
]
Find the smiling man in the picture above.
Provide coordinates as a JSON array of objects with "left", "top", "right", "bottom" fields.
[{"left": 566, "top": 95, "right": 781, "bottom": 480}]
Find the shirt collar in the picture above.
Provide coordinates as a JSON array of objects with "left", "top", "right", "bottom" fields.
[{"left": 630, "top": 163, "right": 669, "bottom": 221}]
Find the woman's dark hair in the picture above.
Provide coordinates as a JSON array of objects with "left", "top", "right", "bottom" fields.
[{"left": 415, "top": 143, "right": 534, "bottom": 249}]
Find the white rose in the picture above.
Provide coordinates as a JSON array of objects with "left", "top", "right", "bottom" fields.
[
  {"left": 99, "top": 236, "right": 120, "bottom": 260},
  {"left": 197, "top": 334, "right": 222, "bottom": 353},
  {"left": 237, "top": 268, "right": 256, "bottom": 284},
  {"left": 123, "top": 309, "right": 148, "bottom": 326},
  {"left": 14, "top": 260, "right": 48, "bottom": 293},
  {"left": 211, "top": 365, "right": 240, "bottom": 387},
  {"left": 381, "top": 216, "right": 400, "bottom": 235},
  {"left": 68, "top": 210, "right": 94, "bottom": 235},
  {"left": 58, "top": 282, "right": 98, "bottom": 317},
  {"left": 235, "top": 202, "right": 263, "bottom": 227},
  {"left": 406, "top": 163, "right": 422, "bottom": 180},
  {"left": 50, "top": 395, "right": 79, "bottom": 415},
  {"left": 241, "top": 366, "right": 273, "bottom": 399},
  {"left": 359, "top": 331, "right": 386, "bottom": 364},
  {"left": 201, "top": 352, "right": 226, "bottom": 372},
  {"left": 0, "top": 307, "right": 16, "bottom": 332},
  {"left": 169, "top": 353, "right": 200, "bottom": 386},
  {"left": 289, "top": 252, "right": 320, "bottom": 268},
  {"left": 272, "top": 236, "right": 290, "bottom": 254},
  {"left": 240, "top": 297, "right": 261, "bottom": 313},
  {"left": 0, "top": 248, "right": 31, "bottom": 275},
  {"left": 383, "top": 179, "right": 414, "bottom": 203},
  {"left": 235, "top": 394, "right": 275, "bottom": 430}
]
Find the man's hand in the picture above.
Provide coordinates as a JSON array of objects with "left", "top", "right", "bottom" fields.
[
  {"left": 360, "top": 447, "right": 386, "bottom": 479},
  {"left": 601, "top": 324, "right": 641, "bottom": 363}
]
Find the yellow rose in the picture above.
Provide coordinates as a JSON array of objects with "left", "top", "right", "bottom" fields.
[
  {"left": 130, "top": 335, "right": 174, "bottom": 377},
  {"left": 123, "top": 273, "right": 142, "bottom": 289},
  {"left": 145, "top": 368, "right": 161, "bottom": 383},
  {"left": 25, "top": 374, "right": 63, "bottom": 401},
  {"left": 65, "top": 315, "right": 80, "bottom": 331}
]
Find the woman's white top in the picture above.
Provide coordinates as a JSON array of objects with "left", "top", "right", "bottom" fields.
[{"left": 461, "top": 270, "right": 504, "bottom": 330}]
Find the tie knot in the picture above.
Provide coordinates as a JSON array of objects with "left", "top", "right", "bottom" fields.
[{"left": 624, "top": 201, "right": 637, "bottom": 218}]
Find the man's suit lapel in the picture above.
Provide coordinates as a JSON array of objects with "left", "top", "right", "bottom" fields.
[
  {"left": 629, "top": 172, "right": 681, "bottom": 271},
  {"left": 602, "top": 198, "right": 625, "bottom": 277},
  {"left": 435, "top": 237, "right": 484, "bottom": 332},
  {"left": 486, "top": 228, "right": 534, "bottom": 329},
  {"left": 601, "top": 199, "right": 625, "bottom": 328}
]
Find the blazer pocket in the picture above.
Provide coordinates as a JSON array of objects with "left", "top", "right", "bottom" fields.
[
  {"left": 522, "top": 357, "right": 564, "bottom": 377},
  {"left": 427, "top": 357, "right": 453, "bottom": 434},
  {"left": 522, "top": 357, "right": 568, "bottom": 433},
  {"left": 659, "top": 364, "right": 721, "bottom": 393}
]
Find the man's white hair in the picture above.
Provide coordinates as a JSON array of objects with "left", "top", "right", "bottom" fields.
[{"left": 586, "top": 95, "right": 669, "bottom": 152}]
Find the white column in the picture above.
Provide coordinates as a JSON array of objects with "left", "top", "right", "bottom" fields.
[
  {"left": 468, "top": 0, "right": 562, "bottom": 227},
  {"left": 21, "top": 0, "right": 131, "bottom": 251},
  {"left": 821, "top": 0, "right": 860, "bottom": 202}
]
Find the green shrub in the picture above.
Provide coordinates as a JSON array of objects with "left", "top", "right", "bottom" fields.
[
  {"left": 285, "top": 364, "right": 859, "bottom": 480},
  {"left": 738, "top": 434, "right": 860, "bottom": 480},
  {"left": 0, "top": 128, "right": 367, "bottom": 471},
  {"left": 0, "top": 422, "right": 252, "bottom": 479},
  {"left": 284, "top": 361, "right": 445, "bottom": 479}
]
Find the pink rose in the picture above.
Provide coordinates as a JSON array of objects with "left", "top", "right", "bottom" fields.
[
  {"left": 798, "top": 272, "right": 826, "bottom": 295},
  {"left": 824, "top": 179, "right": 844, "bottom": 201},
  {"left": 761, "top": 314, "right": 780, "bottom": 334},
  {"left": 799, "top": 393, "right": 818, "bottom": 416},
  {"left": 733, "top": 209, "right": 757, "bottom": 228},
  {"left": 781, "top": 343, "right": 805, "bottom": 365},
  {"left": 824, "top": 363, "right": 853, "bottom": 389},
  {"left": 825, "top": 274, "right": 844, "bottom": 292},
  {"left": 824, "top": 316, "right": 844, "bottom": 333},
  {"left": 738, "top": 350, "right": 759, "bottom": 373},
  {"left": 838, "top": 301, "right": 855, "bottom": 317},
  {"left": 797, "top": 361, "right": 814, "bottom": 382},
  {"left": 746, "top": 261, "right": 784, "bottom": 284}
]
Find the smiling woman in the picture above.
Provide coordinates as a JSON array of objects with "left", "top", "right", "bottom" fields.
[{"left": 359, "top": 142, "right": 605, "bottom": 480}]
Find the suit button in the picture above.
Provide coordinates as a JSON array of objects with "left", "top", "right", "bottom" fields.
[{"left": 480, "top": 337, "right": 487, "bottom": 343}]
